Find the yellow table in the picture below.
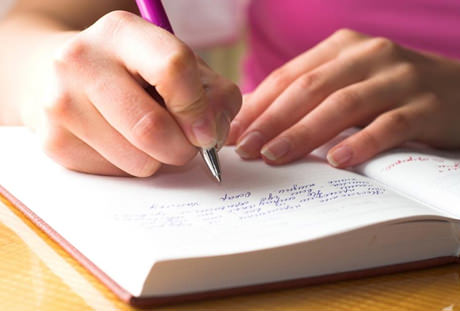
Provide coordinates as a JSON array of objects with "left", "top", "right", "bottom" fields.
[{"left": 1, "top": 195, "right": 460, "bottom": 311}]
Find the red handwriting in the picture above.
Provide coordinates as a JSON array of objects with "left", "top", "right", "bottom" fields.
[
  {"left": 382, "top": 155, "right": 460, "bottom": 174},
  {"left": 438, "top": 162, "right": 460, "bottom": 173},
  {"left": 383, "top": 156, "right": 430, "bottom": 171}
]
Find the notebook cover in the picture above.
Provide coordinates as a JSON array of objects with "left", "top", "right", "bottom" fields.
[{"left": 1, "top": 184, "right": 458, "bottom": 307}]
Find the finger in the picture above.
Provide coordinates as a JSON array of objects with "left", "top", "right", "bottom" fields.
[
  {"left": 410, "top": 93, "right": 460, "bottom": 149},
  {"left": 78, "top": 63, "right": 198, "bottom": 167},
  {"left": 230, "top": 29, "right": 366, "bottom": 140},
  {"left": 235, "top": 50, "right": 375, "bottom": 159},
  {"left": 45, "top": 93, "right": 164, "bottom": 177},
  {"left": 327, "top": 103, "right": 424, "bottom": 167},
  {"left": 196, "top": 60, "right": 242, "bottom": 149},
  {"left": 235, "top": 36, "right": 408, "bottom": 158},
  {"left": 259, "top": 64, "right": 418, "bottom": 164},
  {"left": 207, "top": 82, "right": 242, "bottom": 150},
  {"left": 88, "top": 11, "right": 216, "bottom": 148},
  {"left": 227, "top": 93, "right": 251, "bottom": 145},
  {"left": 40, "top": 126, "right": 129, "bottom": 176}
]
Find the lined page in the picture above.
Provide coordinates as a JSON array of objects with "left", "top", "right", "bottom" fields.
[{"left": 0, "top": 127, "right": 446, "bottom": 296}]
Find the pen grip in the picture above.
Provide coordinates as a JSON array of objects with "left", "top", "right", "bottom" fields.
[{"left": 135, "top": 0, "right": 174, "bottom": 34}]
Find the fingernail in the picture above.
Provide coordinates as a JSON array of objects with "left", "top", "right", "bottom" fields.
[
  {"left": 192, "top": 117, "right": 217, "bottom": 148},
  {"left": 327, "top": 145, "right": 353, "bottom": 167},
  {"left": 236, "top": 131, "right": 265, "bottom": 159},
  {"left": 261, "top": 138, "right": 290, "bottom": 161},
  {"left": 216, "top": 112, "right": 231, "bottom": 150}
]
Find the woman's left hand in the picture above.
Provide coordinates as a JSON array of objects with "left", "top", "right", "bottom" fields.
[{"left": 227, "top": 29, "right": 460, "bottom": 167}]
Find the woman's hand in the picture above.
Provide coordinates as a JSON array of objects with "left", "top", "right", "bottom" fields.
[
  {"left": 228, "top": 29, "right": 460, "bottom": 167},
  {"left": 25, "top": 11, "right": 241, "bottom": 176}
]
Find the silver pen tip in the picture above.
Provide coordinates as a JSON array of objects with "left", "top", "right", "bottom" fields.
[{"left": 200, "top": 147, "right": 222, "bottom": 183}]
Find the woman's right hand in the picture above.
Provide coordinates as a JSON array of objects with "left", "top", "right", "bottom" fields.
[{"left": 25, "top": 11, "right": 241, "bottom": 177}]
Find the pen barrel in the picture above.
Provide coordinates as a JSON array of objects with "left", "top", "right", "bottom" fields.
[{"left": 135, "top": 0, "right": 174, "bottom": 34}]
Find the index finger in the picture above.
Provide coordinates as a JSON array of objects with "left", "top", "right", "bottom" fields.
[{"left": 88, "top": 11, "right": 217, "bottom": 148}]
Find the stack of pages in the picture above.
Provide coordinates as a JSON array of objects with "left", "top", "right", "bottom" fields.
[{"left": 0, "top": 127, "right": 459, "bottom": 306}]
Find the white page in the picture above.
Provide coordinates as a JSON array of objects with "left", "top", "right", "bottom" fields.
[
  {"left": 312, "top": 128, "right": 460, "bottom": 218},
  {"left": 0, "top": 127, "right": 447, "bottom": 296},
  {"left": 355, "top": 147, "right": 460, "bottom": 218}
]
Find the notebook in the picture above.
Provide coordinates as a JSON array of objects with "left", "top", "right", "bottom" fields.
[{"left": 1, "top": 126, "right": 460, "bottom": 307}]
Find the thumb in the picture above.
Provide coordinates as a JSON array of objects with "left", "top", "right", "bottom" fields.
[
  {"left": 167, "top": 85, "right": 217, "bottom": 149},
  {"left": 156, "top": 51, "right": 217, "bottom": 149}
]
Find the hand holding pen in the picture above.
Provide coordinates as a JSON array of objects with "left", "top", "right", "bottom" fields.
[
  {"left": 27, "top": 8, "right": 241, "bottom": 178},
  {"left": 135, "top": 0, "right": 225, "bottom": 181}
]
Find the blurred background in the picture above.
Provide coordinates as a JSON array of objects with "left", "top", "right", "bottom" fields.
[
  {"left": 163, "top": 0, "right": 249, "bottom": 86},
  {"left": 0, "top": 0, "right": 247, "bottom": 86}
]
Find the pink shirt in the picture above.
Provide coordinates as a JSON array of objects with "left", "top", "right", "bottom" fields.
[{"left": 242, "top": 0, "right": 460, "bottom": 92}]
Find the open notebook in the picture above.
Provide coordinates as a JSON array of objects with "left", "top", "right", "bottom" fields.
[{"left": 1, "top": 127, "right": 460, "bottom": 307}]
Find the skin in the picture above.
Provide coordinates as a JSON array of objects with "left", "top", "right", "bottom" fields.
[
  {"left": 228, "top": 29, "right": 460, "bottom": 168},
  {"left": 2, "top": 3, "right": 459, "bottom": 174},
  {"left": 0, "top": 0, "right": 241, "bottom": 177}
]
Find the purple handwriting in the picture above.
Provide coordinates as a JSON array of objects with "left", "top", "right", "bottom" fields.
[{"left": 116, "top": 178, "right": 385, "bottom": 228}]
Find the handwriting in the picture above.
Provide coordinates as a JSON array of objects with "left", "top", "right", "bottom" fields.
[
  {"left": 220, "top": 191, "right": 251, "bottom": 201},
  {"left": 382, "top": 155, "right": 460, "bottom": 173},
  {"left": 438, "top": 162, "right": 460, "bottom": 173},
  {"left": 383, "top": 156, "right": 430, "bottom": 171},
  {"left": 115, "top": 178, "right": 386, "bottom": 229}
]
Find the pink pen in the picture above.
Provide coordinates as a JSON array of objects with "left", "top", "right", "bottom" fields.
[
  {"left": 134, "top": 0, "right": 222, "bottom": 182},
  {"left": 135, "top": 0, "right": 173, "bottom": 33}
]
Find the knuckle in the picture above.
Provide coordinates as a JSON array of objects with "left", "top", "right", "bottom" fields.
[
  {"left": 380, "top": 111, "right": 412, "bottom": 131},
  {"left": 394, "top": 62, "right": 419, "bottom": 84},
  {"left": 164, "top": 44, "right": 196, "bottom": 77},
  {"left": 295, "top": 71, "right": 322, "bottom": 91},
  {"left": 44, "top": 91, "right": 73, "bottom": 122},
  {"left": 357, "top": 130, "right": 381, "bottom": 153},
  {"left": 267, "top": 67, "right": 292, "bottom": 88},
  {"left": 97, "top": 10, "right": 135, "bottom": 36},
  {"left": 330, "top": 89, "right": 361, "bottom": 114},
  {"left": 170, "top": 88, "right": 207, "bottom": 116},
  {"left": 329, "top": 29, "right": 364, "bottom": 54},
  {"left": 130, "top": 111, "right": 167, "bottom": 147},
  {"left": 331, "top": 28, "right": 360, "bottom": 42},
  {"left": 53, "top": 36, "right": 89, "bottom": 70},
  {"left": 288, "top": 123, "right": 312, "bottom": 150},
  {"left": 368, "top": 37, "right": 398, "bottom": 57},
  {"left": 104, "top": 10, "right": 135, "bottom": 23},
  {"left": 424, "top": 92, "right": 442, "bottom": 108},
  {"left": 88, "top": 76, "right": 110, "bottom": 98}
]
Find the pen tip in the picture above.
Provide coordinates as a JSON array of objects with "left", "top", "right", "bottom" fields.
[{"left": 200, "top": 147, "right": 222, "bottom": 183}]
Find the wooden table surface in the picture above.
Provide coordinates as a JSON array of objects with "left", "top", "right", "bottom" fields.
[{"left": 1, "top": 195, "right": 460, "bottom": 311}]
